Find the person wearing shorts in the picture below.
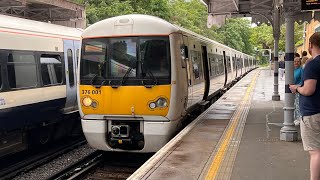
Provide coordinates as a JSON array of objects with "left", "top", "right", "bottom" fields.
[{"left": 290, "top": 32, "right": 320, "bottom": 180}]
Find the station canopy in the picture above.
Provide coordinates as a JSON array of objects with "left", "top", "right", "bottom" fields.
[
  {"left": 203, "top": 0, "right": 320, "bottom": 27},
  {"left": 0, "top": 0, "right": 85, "bottom": 28}
]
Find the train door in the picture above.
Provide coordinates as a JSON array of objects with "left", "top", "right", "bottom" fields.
[
  {"left": 229, "top": 50, "right": 234, "bottom": 81},
  {"left": 73, "top": 40, "right": 80, "bottom": 110},
  {"left": 63, "top": 40, "right": 77, "bottom": 113},
  {"left": 201, "top": 46, "right": 209, "bottom": 100},
  {"left": 223, "top": 51, "right": 227, "bottom": 87},
  {"left": 183, "top": 36, "right": 193, "bottom": 108}
]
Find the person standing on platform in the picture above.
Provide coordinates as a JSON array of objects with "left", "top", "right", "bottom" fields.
[
  {"left": 302, "top": 51, "right": 309, "bottom": 67},
  {"left": 279, "top": 59, "right": 285, "bottom": 80},
  {"left": 289, "top": 32, "right": 320, "bottom": 180},
  {"left": 293, "top": 57, "right": 303, "bottom": 126}
]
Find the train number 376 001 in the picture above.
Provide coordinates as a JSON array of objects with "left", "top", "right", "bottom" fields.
[{"left": 82, "top": 90, "right": 102, "bottom": 95}]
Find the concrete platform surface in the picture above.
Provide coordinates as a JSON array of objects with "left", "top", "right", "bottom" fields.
[{"left": 128, "top": 68, "right": 309, "bottom": 180}]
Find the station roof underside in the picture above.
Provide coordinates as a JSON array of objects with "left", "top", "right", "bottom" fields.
[
  {"left": 203, "top": 0, "right": 320, "bottom": 26},
  {"left": 0, "top": 0, "right": 85, "bottom": 28}
]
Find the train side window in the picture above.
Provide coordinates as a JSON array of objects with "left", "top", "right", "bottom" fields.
[
  {"left": 209, "top": 54, "right": 216, "bottom": 77},
  {"left": 76, "top": 49, "right": 79, "bottom": 68},
  {"left": 67, "top": 49, "right": 75, "bottom": 87},
  {"left": 217, "top": 55, "right": 223, "bottom": 75},
  {"left": 40, "top": 55, "right": 63, "bottom": 86},
  {"left": 227, "top": 57, "right": 231, "bottom": 72},
  {"left": 180, "top": 46, "right": 187, "bottom": 68},
  {"left": 190, "top": 51, "right": 202, "bottom": 80},
  {"left": 7, "top": 53, "right": 37, "bottom": 89}
]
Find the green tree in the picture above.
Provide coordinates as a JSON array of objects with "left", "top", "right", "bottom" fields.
[
  {"left": 129, "top": 0, "right": 171, "bottom": 20},
  {"left": 71, "top": 0, "right": 171, "bottom": 25},
  {"left": 250, "top": 23, "right": 273, "bottom": 50},
  {"left": 279, "top": 22, "right": 304, "bottom": 52},
  {"left": 250, "top": 22, "right": 304, "bottom": 52},
  {"left": 169, "top": 0, "right": 222, "bottom": 43},
  {"left": 218, "top": 18, "right": 253, "bottom": 54}
]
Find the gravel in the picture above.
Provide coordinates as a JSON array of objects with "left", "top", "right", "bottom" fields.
[{"left": 13, "top": 144, "right": 96, "bottom": 180}]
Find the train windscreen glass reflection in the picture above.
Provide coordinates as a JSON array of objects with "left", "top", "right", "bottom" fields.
[{"left": 80, "top": 37, "right": 170, "bottom": 85}]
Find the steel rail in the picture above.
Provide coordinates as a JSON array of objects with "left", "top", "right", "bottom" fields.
[{"left": 0, "top": 138, "right": 86, "bottom": 180}]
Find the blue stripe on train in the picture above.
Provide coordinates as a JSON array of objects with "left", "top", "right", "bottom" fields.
[{"left": 0, "top": 98, "right": 66, "bottom": 131}]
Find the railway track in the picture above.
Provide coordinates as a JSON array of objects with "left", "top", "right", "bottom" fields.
[
  {"left": 48, "top": 152, "right": 153, "bottom": 180},
  {"left": 0, "top": 138, "right": 87, "bottom": 180}
]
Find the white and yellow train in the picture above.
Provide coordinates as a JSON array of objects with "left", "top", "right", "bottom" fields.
[{"left": 78, "top": 14, "right": 256, "bottom": 152}]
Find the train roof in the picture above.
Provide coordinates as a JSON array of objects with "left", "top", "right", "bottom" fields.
[
  {"left": 82, "top": 14, "right": 180, "bottom": 38},
  {"left": 82, "top": 14, "right": 252, "bottom": 58},
  {"left": 0, "top": 14, "right": 82, "bottom": 39}
]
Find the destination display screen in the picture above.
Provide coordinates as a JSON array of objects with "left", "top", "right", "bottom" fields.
[{"left": 301, "top": 0, "right": 320, "bottom": 11}]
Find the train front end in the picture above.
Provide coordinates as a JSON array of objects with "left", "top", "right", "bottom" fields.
[{"left": 78, "top": 15, "right": 182, "bottom": 152}]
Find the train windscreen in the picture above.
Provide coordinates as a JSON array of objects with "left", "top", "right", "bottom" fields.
[{"left": 80, "top": 36, "right": 171, "bottom": 86}]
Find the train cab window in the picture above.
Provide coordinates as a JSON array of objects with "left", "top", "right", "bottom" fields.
[
  {"left": 81, "top": 37, "right": 170, "bottom": 85},
  {"left": 7, "top": 53, "right": 37, "bottom": 89},
  {"left": 140, "top": 37, "right": 170, "bottom": 78},
  {"left": 80, "top": 39, "right": 107, "bottom": 82},
  {"left": 110, "top": 38, "right": 137, "bottom": 77},
  {"left": 40, "top": 55, "right": 63, "bottom": 86},
  {"left": 67, "top": 49, "right": 75, "bottom": 87}
]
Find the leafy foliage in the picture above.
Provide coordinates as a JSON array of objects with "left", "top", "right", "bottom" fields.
[
  {"left": 219, "top": 18, "right": 253, "bottom": 54},
  {"left": 250, "top": 24, "right": 273, "bottom": 50},
  {"left": 279, "top": 22, "right": 304, "bottom": 51},
  {"left": 72, "top": 0, "right": 171, "bottom": 25},
  {"left": 250, "top": 22, "right": 303, "bottom": 52}
]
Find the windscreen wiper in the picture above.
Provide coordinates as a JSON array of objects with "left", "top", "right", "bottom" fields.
[
  {"left": 90, "top": 74, "right": 98, "bottom": 86},
  {"left": 89, "top": 61, "right": 107, "bottom": 88},
  {"left": 140, "top": 62, "right": 157, "bottom": 88},
  {"left": 110, "top": 60, "right": 137, "bottom": 88},
  {"left": 90, "top": 74, "right": 107, "bottom": 88}
]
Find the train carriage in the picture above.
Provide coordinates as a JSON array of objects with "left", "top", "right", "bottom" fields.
[
  {"left": 0, "top": 14, "right": 82, "bottom": 157},
  {"left": 79, "top": 14, "right": 255, "bottom": 152}
]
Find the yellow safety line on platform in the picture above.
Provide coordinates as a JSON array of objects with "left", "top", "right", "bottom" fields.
[{"left": 205, "top": 71, "right": 259, "bottom": 180}]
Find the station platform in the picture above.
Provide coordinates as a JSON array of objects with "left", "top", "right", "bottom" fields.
[{"left": 129, "top": 68, "right": 310, "bottom": 180}]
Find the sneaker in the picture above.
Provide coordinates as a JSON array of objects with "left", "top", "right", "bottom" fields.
[{"left": 294, "top": 120, "right": 300, "bottom": 126}]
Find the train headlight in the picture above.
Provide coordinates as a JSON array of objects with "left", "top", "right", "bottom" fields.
[
  {"left": 82, "top": 97, "right": 93, "bottom": 107},
  {"left": 156, "top": 97, "right": 168, "bottom": 107},
  {"left": 91, "top": 101, "right": 98, "bottom": 108},
  {"left": 149, "top": 102, "right": 156, "bottom": 109}
]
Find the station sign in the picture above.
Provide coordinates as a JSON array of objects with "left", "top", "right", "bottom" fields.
[{"left": 301, "top": 0, "right": 320, "bottom": 11}]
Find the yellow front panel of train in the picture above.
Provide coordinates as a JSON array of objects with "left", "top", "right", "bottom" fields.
[{"left": 79, "top": 85, "right": 171, "bottom": 116}]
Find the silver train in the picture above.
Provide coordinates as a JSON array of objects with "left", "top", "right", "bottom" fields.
[
  {"left": 78, "top": 14, "right": 256, "bottom": 152},
  {"left": 0, "top": 15, "right": 82, "bottom": 157}
]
